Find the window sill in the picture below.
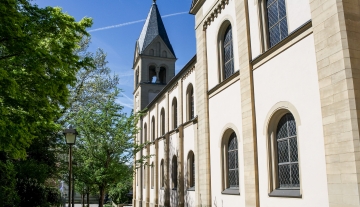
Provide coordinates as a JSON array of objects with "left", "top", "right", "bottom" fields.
[
  {"left": 221, "top": 188, "right": 240, "bottom": 195},
  {"left": 208, "top": 70, "right": 240, "bottom": 99},
  {"left": 268, "top": 189, "right": 301, "bottom": 198},
  {"left": 187, "top": 187, "right": 195, "bottom": 191}
]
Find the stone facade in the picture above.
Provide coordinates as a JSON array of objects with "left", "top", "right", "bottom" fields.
[{"left": 132, "top": 0, "right": 360, "bottom": 207}]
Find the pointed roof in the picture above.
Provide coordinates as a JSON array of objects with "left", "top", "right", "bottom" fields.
[{"left": 137, "top": 1, "right": 175, "bottom": 56}]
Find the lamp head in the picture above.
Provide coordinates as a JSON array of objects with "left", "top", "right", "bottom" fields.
[{"left": 63, "top": 125, "right": 78, "bottom": 145}]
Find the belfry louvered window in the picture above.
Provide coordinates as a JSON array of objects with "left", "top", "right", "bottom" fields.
[
  {"left": 223, "top": 25, "right": 234, "bottom": 79},
  {"left": 228, "top": 133, "right": 239, "bottom": 188},
  {"left": 267, "top": 0, "right": 288, "bottom": 47},
  {"left": 276, "top": 113, "right": 299, "bottom": 189}
]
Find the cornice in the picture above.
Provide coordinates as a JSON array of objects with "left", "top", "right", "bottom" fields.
[{"left": 203, "top": 0, "right": 229, "bottom": 31}]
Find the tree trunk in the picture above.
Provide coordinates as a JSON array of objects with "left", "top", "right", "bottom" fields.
[
  {"left": 98, "top": 186, "right": 105, "bottom": 207},
  {"left": 86, "top": 189, "right": 89, "bottom": 207},
  {"left": 81, "top": 192, "right": 84, "bottom": 207}
]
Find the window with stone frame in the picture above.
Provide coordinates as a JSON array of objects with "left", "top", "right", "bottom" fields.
[
  {"left": 223, "top": 25, "right": 234, "bottom": 79},
  {"left": 172, "top": 156, "right": 178, "bottom": 189},
  {"left": 266, "top": 0, "right": 288, "bottom": 47},
  {"left": 186, "top": 84, "right": 194, "bottom": 121},
  {"left": 172, "top": 97, "right": 178, "bottom": 129}
]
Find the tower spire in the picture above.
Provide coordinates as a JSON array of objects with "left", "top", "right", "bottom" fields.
[{"left": 153, "top": 0, "right": 156, "bottom": 4}]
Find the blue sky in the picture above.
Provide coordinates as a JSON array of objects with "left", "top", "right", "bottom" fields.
[{"left": 34, "top": 0, "right": 196, "bottom": 114}]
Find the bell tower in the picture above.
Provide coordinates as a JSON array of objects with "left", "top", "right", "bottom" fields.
[{"left": 133, "top": 0, "right": 176, "bottom": 112}]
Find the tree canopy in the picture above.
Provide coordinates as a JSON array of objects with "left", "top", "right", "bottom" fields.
[{"left": 0, "top": 0, "right": 92, "bottom": 159}]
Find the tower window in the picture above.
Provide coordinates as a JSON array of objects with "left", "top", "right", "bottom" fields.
[
  {"left": 187, "top": 84, "right": 194, "bottom": 121},
  {"left": 160, "top": 159, "right": 164, "bottom": 188}
]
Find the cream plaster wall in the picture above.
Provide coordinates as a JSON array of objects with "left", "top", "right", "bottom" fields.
[
  {"left": 285, "top": 0, "right": 311, "bottom": 33},
  {"left": 248, "top": 0, "right": 312, "bottom": 58},
  {"left": 183, "top": 125, "right": 196, "bottom": 207},
  {"left": 206, "top": 0, "right": 240, "bottom": 90},
  {"left": 169, "top": 133, "right": 179, "bottom": 207},
  {"left": 208, "top": 80, "right": 245, "bottom": 206},
  {"left": 253, "top": 35, "right": 329, "bottom": 206},
  {"left": 158, "top": 139, "right": 165, "bottom": 206}
]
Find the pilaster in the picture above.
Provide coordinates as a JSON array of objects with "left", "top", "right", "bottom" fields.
[
  {"left": 194, "top": 9, "right": 212, "bottom": 206},
  {"left": 310, "top": 0, "right": 360, "bottom": 206},
  {"left": 235, "top": 0, "right": 259, "bottom": 206}
]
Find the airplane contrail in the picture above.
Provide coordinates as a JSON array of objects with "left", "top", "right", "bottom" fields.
[{"left": 88, "top": 11, "right": 188, "bottom": 33}]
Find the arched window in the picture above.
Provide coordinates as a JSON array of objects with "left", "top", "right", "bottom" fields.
[
  {"left": 135, "top": 69, "right": 139, "bottom": 86},
  {"left": 276, "top": 113, "right": 299, "bottom": 189},
  {"left": 221, "top": 131, "right": 240, "bottom": 194},
  {"left": 186, "top": 84, "right": 194, "bottom": 121},
  {"left": 160, "top": 108, "right": 165, "bottom": 136},
  {"left": 172, "top": 156, "right": 178, "bottom": 189},
  {"left": 143, "top": 123, "right": 147, "bottom": 143},
  {"left": 149, "top": 49, "right": 154, "bottom": 56},
  {"left": 151, "top": 162, "right": 154, "bottom": 189},
  {"left": 151, "top": 116, "right": 155, "bottom": 141},
  {"left": 159, "top": 67, "right": 166, "bottom": 84},
  {"left": 187, "top": 151, "right": 195, "bottom": 189},
  {"left": 172, "top": 97, "right": 178, "bottom": 129},
  {"left": 266, "top": 0, "right": 288, "bottom": 47},
  {"left": 223, "top": 25, "right": 234, "bottom": 79},
  {"left": 228, "top": 133, "right": 239, "bottom": 188},
  {"left": 160, "top": 159, "right": 164, "bottom": 188},
  {"left": 149, "top": 66, "right": 156, "bottom": 83}
]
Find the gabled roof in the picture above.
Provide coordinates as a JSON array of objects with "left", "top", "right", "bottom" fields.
[{"left": 137, "top": 1, "right": 175, "bottom": 57}]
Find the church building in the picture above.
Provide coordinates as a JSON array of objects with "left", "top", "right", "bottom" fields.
[{"left": 132, "top": 0, "right": 360, "bottom": 206}]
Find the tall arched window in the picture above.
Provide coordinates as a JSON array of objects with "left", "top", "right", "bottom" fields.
[
  {"left": 223, "top": 25, "right": 234, "bottom": 79},
  {"left": 172, "top": 97, "right": 178, "bottom": 129},
  {"left": 143, "top": 123, "right": 147, "bottom": 143},
  {"left": 187, "top": 151, "right": 195, "bottom": 189},
  {"left": 172, "top": 156, "right": 178, "bottom": 189},
  {"left": 266, "top": 0, "right": 288, "bottom": 47},
  {"left": 160, "top": 159, "right": 164, "bottom": 188},
  {"left": 160, "top": 108, "right": 165, "bottom": 135},
  {"left": 151, "top": 162, "right": 154, "bottom": 189},
  {"left": 228, "top": 133, "right": 239, "bottom": 188},
  {"left": 186, "top": 84, "right": 194, "bottom": 121},
  {"left": 276, "top": 113, "right": 299, "bottom": 189},
  {"left": 151, "top": 116, "right": 155, "bottom": 141}
]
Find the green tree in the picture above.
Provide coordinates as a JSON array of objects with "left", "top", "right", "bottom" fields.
[
  {"left": 72, "top": 90, "right": 140, "bottom": 207},
  {"left": 0, "top": 0, "right": 92, "bottom": 159}
]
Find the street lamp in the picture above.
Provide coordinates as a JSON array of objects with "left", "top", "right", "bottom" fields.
[{"left": 63, "top": 126, "right": 78, "bottom": 207}]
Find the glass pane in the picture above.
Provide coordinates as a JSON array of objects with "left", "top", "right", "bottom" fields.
[
  {"left": 284, "top": 114, "right": 295, "bottom": 137},
  {"left": 280, "top": 19, "right": 288, "bottom": 41},
  {"left": 291, "top": 164, "right": 300, "bottom": 188},
  {"left": 279, "top": 164, "right": 291, "bottom": 188},
  {"left": 224, "top": 45, "right": 231, "bottom": 62},
  {"left": 276, "top": 115, "right": 288, "bottom": 139},
  {"left": 267, "top": 0, "right": 276, "bottom": 7},
  {"left": 269, "top": 24, "right": 280, "bottom": 47},
  {"left": 229, "top": 169, "right": 239, "bottom": 187},
  {"left": 278, "top": 0, "right": 286, "bottom": 19},
  {"left": 289, "top": 137, "right": 298, "bottom": 162},
  {"left": 224, "top": 26, "right": 232, "bottom": 45},
  {"left": 267, "top": 2, "right": 278, "bottom": 28},
  {"left": 277, "top": 140, "right": 289, "bottom": 163},
  {"left": 228, "top": 135, "right": 237, "bottom": 150},
  {"left": 228, "top": 151, "right": 236, "bottom": 169}
]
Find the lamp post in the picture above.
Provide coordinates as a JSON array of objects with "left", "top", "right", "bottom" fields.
[{"left": 63, "top": 126, "right": 78, "bottom": 207}]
